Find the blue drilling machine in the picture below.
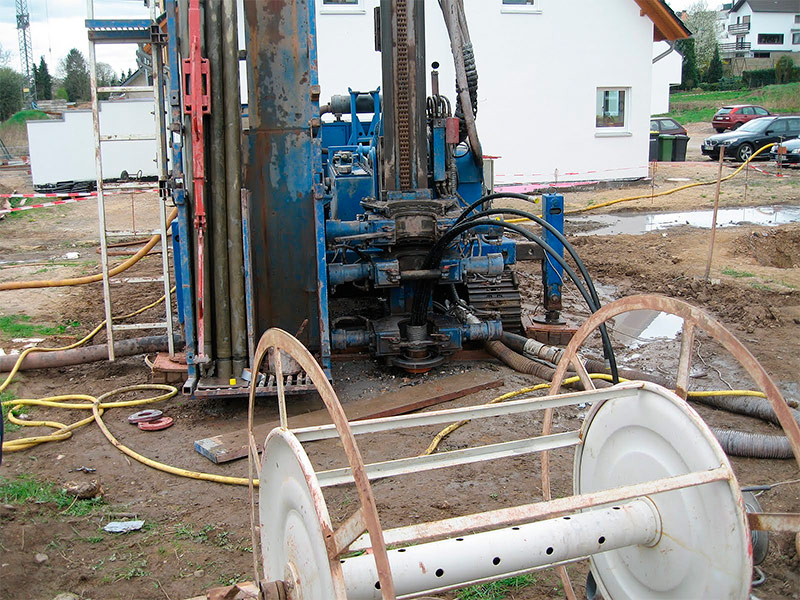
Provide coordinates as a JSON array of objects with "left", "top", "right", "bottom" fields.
[{"left": 169, "top": 0, "right": 567, "bottom": 395}]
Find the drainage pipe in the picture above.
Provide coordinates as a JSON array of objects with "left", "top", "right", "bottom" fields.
[
  {"left": 205, "top": 0, "right": 233, "bottom": 381},
  {"left": 0, "top": 335, "right": 180, "bottom": 373},
  {"left": 222, "top": 0, "right": 248, "bottom": 377}
]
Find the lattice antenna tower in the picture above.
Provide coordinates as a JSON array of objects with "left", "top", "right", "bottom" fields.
[{"left": 16, "top": 0, "right": 36, "bottom": 106}]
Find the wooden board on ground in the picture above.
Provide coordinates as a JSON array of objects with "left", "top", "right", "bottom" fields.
[{"left": 194, "top": 371, "right": 504, "bottom": 464}]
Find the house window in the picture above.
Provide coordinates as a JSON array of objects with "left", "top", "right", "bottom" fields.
[
  {"left": 758, "top": 33, "right": 784, "bottom": 44},
  {"left": 794, "top": 32, "right": 800, "bottom": 45},
  {"left": 320, "top": 0, "right": 365, "bottom": 14},
  {"left": 795, "top": 15, "right": 800, "bottom": 23},
  {"left": 596, "top": 88, "right": 628, "bottom": 130},
  {"left": 501, "top": 0, "right": 541, "bottom": 14}
]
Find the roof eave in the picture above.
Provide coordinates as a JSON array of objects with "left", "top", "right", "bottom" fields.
[{"left": 634, "top": 0, "right": 692, "bottom": 41}]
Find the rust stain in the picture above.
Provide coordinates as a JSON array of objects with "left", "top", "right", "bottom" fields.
[{"left": 418, "top": 561, "right": 427, "bottom": 574}]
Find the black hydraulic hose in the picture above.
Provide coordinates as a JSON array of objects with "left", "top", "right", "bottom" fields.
[
  {"left": 411, "top": 218, "right": 619, "bottom": 382},
  {"left": 455, "top": 192, "right": 597, "bottom": 299},
  {"left": 459, "top": 206, "right": 602, "bottom": 309},
  {"left": 456, "top": 208, "right": 617, "bottom": 381}
]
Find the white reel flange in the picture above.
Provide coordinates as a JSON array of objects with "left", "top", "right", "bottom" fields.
[{"left": 247, "top": 295, "right": 800, "bottom": 600}]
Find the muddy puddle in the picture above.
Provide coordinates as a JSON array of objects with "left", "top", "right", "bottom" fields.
[
  {"left": 609, "top": 309, "right": 684, "bottom": 349},
  {"left": 568, "top": 205, "right": 800, "bottom": 236}
]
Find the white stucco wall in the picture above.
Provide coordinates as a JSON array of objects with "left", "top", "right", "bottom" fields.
[
  {"left": 314, "top": 0, "right": 658, "bottom": 184},
  {"left": 652, "top": 42, "right": 683, "bottom": 115},
  {"left": 27, "top": 99, "right": 159, "bottom": 186}
]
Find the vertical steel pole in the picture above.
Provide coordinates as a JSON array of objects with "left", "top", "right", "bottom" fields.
[
  {"left": 152, "top": 0, "right": 176, "bottom": 357},
  {"left": 223, "top": 0, "right": 248, "bottom": 378},
  {"left": 206, "top": 0, "right": 233, "bottom": 381},
  {"left": 704, "top": 147, "right": 725, "bottom": 281},
  {"left": 166, "top": 0, "right": 198, "bottom": 385}
]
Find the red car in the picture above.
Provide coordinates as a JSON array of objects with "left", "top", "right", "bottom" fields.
[{"left": 712, "top": 105, "right": 771, "bottom": 133}]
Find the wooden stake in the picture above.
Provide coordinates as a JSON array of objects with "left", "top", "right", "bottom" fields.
[{"left": 704, "top": 147, "right": 725, "bottom": 281}]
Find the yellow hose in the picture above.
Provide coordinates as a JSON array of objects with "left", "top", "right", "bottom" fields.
[
  {"left": 0, "top": 207, "right": 178, "bottom": 291},
  {"left": 0, "top": 287, "right": 176, "bottom": 394},
  {"left": 503, "top": 142, "right": 775, "bottom": 223},
  {"left": 2, "top": 387, "right": 255, "bottom": 486}
]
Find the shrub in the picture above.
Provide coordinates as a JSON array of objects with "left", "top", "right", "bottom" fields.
[{"left": 743, "top": 69, "right": 776, "bottom": 88}]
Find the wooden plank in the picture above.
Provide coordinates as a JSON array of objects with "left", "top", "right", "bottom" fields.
[{"left": 194, "top": 371, "right": 504, "bottom": 464}]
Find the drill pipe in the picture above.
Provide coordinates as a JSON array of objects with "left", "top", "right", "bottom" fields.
[
  {"left": 206, "top": 0, "right": 233, "bottom": 380},
  {"left": 222, "top": 0, "right": 247, "bottom": 376}
]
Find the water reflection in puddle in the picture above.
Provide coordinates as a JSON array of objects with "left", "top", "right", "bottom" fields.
[
  {"left": 569, "top": 205, "right": 800, "bottom": 236},
  {"left": 611, "top": 310, "right": 684, "bottom": 349}
]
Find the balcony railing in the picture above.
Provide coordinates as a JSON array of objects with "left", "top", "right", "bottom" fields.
[
  {"left": 728, "top": 22, "right": 750, "bottom": 34},
  {"left": 720, "top": 41, "right": 751, "bottom": 53}
]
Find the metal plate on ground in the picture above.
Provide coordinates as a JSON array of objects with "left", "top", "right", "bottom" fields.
[{"left": 575, "top": 382, "right": 751, "bottom": 600}]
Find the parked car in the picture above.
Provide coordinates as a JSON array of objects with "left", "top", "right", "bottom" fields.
[
  {"left": 650, "top": 117, "right": 687, "bottom": 136},
  {"left": 770, "top": 138, "right": 800, "bottom": 165},
  {"left": 711, "top": 105, "right": 771, "bottom": 133},
  {"left": 701, "top": 115, "right": 800, "bottom": 162}
]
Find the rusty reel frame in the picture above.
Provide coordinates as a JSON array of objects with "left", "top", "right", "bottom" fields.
[
  {"left": 246, "top": 328, "right": 395, "bottom": 600},
  {"left": 541, "top": 294, "right": 800, "bottom": 599}
]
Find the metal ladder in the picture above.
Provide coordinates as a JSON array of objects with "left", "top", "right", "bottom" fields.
[{"left": 86, "top": 1, "right": 174, "bottom": 360}]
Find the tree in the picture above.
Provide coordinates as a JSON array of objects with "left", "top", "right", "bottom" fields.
[
  {"left": 775, "top": 55, "right": 797, "bottom": 84},
  {"left": 0, "top": 43, "right": 11, "bottom": 68},
  {"left": 676, "top": 38, "right": 700, "bottom": 90},
  {"left": 34, "top": 57, "right": 53, "bottom": 100},
  {"left": 705, "top": 45, "right": 723, "bottom": 83},
  {"left": 683, "top": 1, "right": 720, "bottom": 72},
  {"left": 96, "top": 62, "right": 116, "bottom": 100},
  {"left": 0, "top": 67, "right": 25, "bottom": 120},
  {"left": 60, "top": 49, "right": 90, "bottom": 102}
]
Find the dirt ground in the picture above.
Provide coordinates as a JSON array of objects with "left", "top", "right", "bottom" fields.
[{"left": 1, "top": 127, "right": 800, "bottom": 600}]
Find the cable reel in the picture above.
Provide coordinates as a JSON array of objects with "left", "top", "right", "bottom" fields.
[{"left": 247, "top": 295, "right": 800, "bottom": 600}]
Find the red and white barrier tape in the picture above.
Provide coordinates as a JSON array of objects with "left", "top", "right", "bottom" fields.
[
  {"left": 495, "top": 165, "right": 649, "bottom": 181},
  {"left": 0, "top": 188, "right": 158, "bottom": 215}
]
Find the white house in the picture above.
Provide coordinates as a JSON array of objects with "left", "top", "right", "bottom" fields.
[
  {"left": 314, "top": 0, "right": 689, "bottom": 186},
  {"left": 722, "top": 0, "right": 800, "bottom": 59},
  {"left": 652, "top": 41, "right": 684, "bottom": 116}
]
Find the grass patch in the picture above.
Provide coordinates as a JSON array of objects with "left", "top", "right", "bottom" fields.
[
  {"left": 0, "top": 314, "right": 80, "bottom": 339},
  {"left": 1, "top": 390, "right": 29, "bottom": 433},
  {"left": 664, "top": 82, "right": 800, "bottom": 124},
  {"left": 3, "top": 110, "right": 50, "bottom": 127},
  {"left": 0, "top": 475, "right": 104, "bottom": 516},
  {"left": 457, "top": 575, "right": 536, "bottom": 600},
  {"left": 722, "top": 267, "right": 755, "bottom": 278}
]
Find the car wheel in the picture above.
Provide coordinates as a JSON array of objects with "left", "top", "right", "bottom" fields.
[
  {"left": 715, "top": 128, "right": 725, "bottom": 133},
  {"left": 736, "top": 143, "right": 754, "bottom": 162},
  {"left": 732, "top": 122, "right": 742, "bottom": 130}
]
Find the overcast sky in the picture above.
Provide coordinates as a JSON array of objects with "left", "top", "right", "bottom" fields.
[
  {"left": 0, "top": 0, "right": 144, "bottom": 78},
  {"left": 0, "top": 0, "right": 703, "bottom": 78}
]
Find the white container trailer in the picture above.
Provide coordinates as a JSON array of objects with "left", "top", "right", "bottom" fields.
[{"left": 27, "top": 99, "right": 158, "bottom": 187}]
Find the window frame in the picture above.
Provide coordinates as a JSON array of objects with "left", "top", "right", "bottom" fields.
[
  {"left": 757, "top": 33, "right": 785, "bottom": 45},
  {"left": 595, "top": 87, "right": 631, "bottom": 137},
  {"left": 793, "top": 32, "right": 800, "bottom": 45},
  {"left": 320, "top": 0, "right": 366, "bottom": 15},
  {"left": 501, "top": 0, "right": 542, "bottom": 15}
]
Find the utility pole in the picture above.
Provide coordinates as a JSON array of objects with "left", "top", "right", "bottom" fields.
[{"left": 16, "top": 0, "right": 36, "bottom": 107}]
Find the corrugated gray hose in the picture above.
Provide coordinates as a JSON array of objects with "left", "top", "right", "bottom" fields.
[{"left": 494, "top": 332, "right": 798, "bottom": 459}]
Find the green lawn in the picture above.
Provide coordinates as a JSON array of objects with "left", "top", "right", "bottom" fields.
[{"left": 660, "top": 82, "right": 800, "bottom": 124}]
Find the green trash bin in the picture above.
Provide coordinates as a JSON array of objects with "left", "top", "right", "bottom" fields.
[{"left": 659, "top": 134, "right": 675, "bottom": 162}]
